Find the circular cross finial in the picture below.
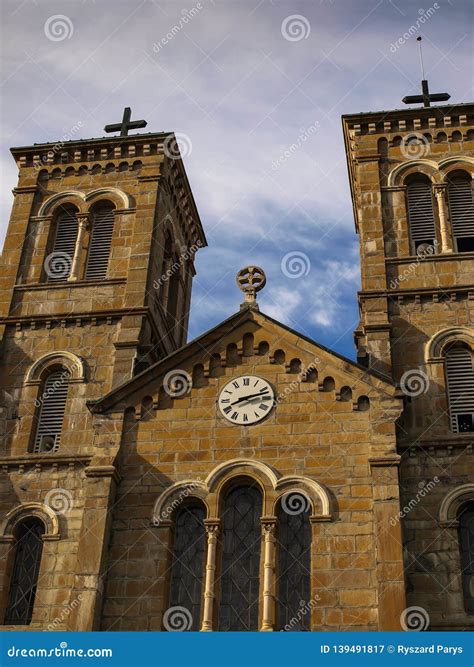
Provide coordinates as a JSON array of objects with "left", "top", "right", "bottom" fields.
[{"left": 236, "top": 266, "right": 266, "bottom": 309}]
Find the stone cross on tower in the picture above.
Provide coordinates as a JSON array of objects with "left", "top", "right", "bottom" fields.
[
  {"left": 236, "top": 266, "right": 266, "bottom": 311},
  {"left": 402, "top": 38, "right": 450, "bottom": 107},
  {"left": 104, "top": 107, "right": 147, "bottom": 136}
]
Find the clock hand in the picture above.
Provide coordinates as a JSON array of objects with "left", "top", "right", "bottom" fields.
[{"left": 230, "top": 390, "right": 270, "bottom": 406}]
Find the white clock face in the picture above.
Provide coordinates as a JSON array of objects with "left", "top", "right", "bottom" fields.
[{"left": 218, "top": 375, "right": 275, "bottom": 425}]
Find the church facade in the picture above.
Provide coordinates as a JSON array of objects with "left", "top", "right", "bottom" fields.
[{"left": 0, "top": 97, "right": 473, "bottom": 632}]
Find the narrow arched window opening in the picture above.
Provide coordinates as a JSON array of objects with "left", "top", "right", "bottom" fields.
[
  {"left": 459, "top": 502, "right": 474, "bottom": 613},
  {"left": 445, "top": 344, "right": 474, "bottom": 433},
  {"left": 33, "top": 368, "right": 70, "bottom": 453},
  {"left": 276, "top": 495, "right": 311, "bottom": 631},
  {"left": 448, "top": 173, "right": 474, "bottom": 253},
  {"left": 168, "top": 503, "right": 206, "bottom": 631},
  {"left": 406, "top": 177, "right": 436, "bottom": 254},
  {"left": 219, "top": 484, "right": 262, "bottom": 631},
  {"left": 47, "top": 206, "right": 78, "bottom": 282},
  {"left": 4, "top": 518, "right": 45, "bottom": 625},
  {"left": 85, "top": 203, "right": 115, "bottom": 280}
]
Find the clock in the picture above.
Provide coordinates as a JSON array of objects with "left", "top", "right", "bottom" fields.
[{"left": 218, "top": 375, "right": 275, "bottom": 425}]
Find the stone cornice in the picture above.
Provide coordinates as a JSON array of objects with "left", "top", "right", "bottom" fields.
[
  {"left": 385, "top": 251, "right": 474, "bottom": 265},
  {"left": 13, "top": 278, "right": 127, "bottom": 292},
  {"left": 0, "top": 454, "right": 91, "bottom": 469},
  {"left": 12, "top": 185, "right": 37, "bottom": 195},
  {"left": 369, "top": 455, "right": 401, "bottom": 469},
  {"left": 84, "top": 464, "right": 120, "bottom": 484}
]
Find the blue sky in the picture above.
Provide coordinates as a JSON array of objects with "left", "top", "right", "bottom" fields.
[{"left": 1, "top": 0, "right": 472, "bottom": 359}]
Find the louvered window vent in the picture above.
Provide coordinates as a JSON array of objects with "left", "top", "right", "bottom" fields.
[
  {"left": 406, "top": 181, "right": 437, "bottom": 253},
  {"left": 33, "top": 370, "right": 69, "bottom": 453},
  {"left": 445, "top": 346, "right": 474, "bottom": 433},
  {"left": 85, "top": 207, "right": 115, "bottom": 280},
  {"left": 47, "top": 209, "right": 78, "bottom": 282},
  {"left": 448, "top": 177, "right": 474, "bottom": 253}
]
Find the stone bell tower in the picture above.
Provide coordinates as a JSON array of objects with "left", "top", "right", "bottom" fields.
[
  {"left": 343, "top": 82, "right": 474, "bottom": 630},
  {"left": 0, "top": 108, "right": 206, "bottom": 457}
]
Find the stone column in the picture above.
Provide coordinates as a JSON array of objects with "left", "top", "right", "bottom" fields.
[
  {"left": 434, "top": 186, "right": 453, "bottom": 253},
  {"left": 200, "top": 520, "right": 220, "bottom": 632},
  {"left": 369, "top": 456, "right": 406, "bottom": 630},
  {"left": 67, "top": 464, "right": 119, "bottom": 631},
  {"left": 260, "top": 518, "right": 276, "bottom": 631},
  {"left": 68, "top": 213, "right": 89, "bottom": 281}
]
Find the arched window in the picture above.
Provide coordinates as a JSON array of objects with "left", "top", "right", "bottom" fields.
[
  {"left": 276, "top": 496, "right": 311, "bottom": 631},
  {"left": 4, "top": 518, "right": 45, "bottom": 625},
  {"left": 168, "top": 503, "right": 206, "bottom": 630},
  {"left": 219, "top": 484, "right": 262, "bottom": 631},
  {"left": 459, "top": 502, "right": 474, "bottom": 613},
  {"left": 47, "top": 206, "right": 78, "bottom": 282},
  {"left": 406, "top": 177, "right": 436, "bottom": 254},
  {"left": 448, "top": 173, "right": 474, "bottom": 253},
  {"left": 85, "top": 204, "right": 115, "bottom": 280},
  {"left": 445, "top": 344, "right": 474, "bottom": 433},
  {"left": 33, "top": 368, "right": 70, "bottom": 452}
]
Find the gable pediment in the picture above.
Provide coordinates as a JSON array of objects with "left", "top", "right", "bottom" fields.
[{"left": 91, "top": 307, "right": 400, "bottom": 417}]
